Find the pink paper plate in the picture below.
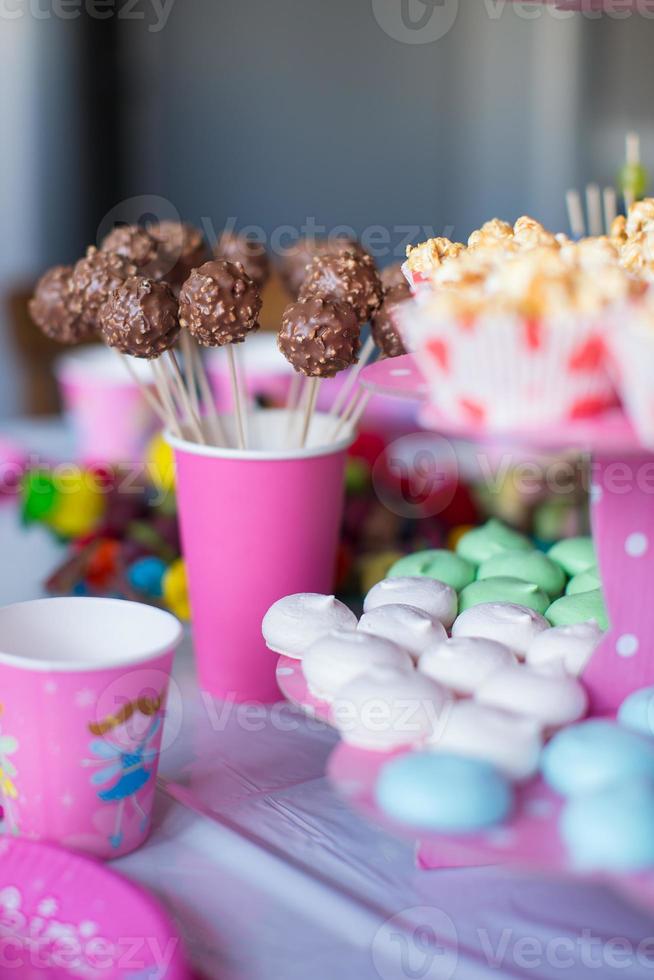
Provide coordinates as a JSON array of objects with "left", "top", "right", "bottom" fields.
[{"left": 0, "top": 836, "right": 191, "bottom": 978}]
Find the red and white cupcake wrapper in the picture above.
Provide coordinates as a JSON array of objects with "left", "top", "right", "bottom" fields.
[
  {"left": 604, "top": 307, "right": 654, "bottom": 449},
  {"left": 397, "top": 301, "right": 615, "bottom": 430},
  {"left": 402, "top": 260, "right": 432, "bottom": 294}
]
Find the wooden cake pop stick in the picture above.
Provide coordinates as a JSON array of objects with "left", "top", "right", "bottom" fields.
[
  {"left": 227, "top": 346, "right": 246, "bottom": 450},
  {"left": 179, "top": 330, "right": 201, "bottom": 421},
  {"left": 566, "top": 190, "right": 586, "bottom": 240},
  {"left": 190, "top": 342, "right": 226, "bottom": 446},
  {"left": 166, "top": 350, "right": 205, "bottom": 444},
  {"left": 233, "top": 344, "right": 249, "bottom": 448},
  {"left": 585, "top": 183, "right": 602, "bottom": 238},
  {"left": 329, "top": 335, "right": 375, "bottom": 421},
  {"left": 151, "top": 359, "right": 182, "bottom": 437},
  {"left": 603, "top": 187, "right": 617, "bottom": 234},
  {"left": 300, "top": 377, "right": 320, "bottom": 448},
  {"left": 117, "top": 352, "right": 169, "bottom": 428}
]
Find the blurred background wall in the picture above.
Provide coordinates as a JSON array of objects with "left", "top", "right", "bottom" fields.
[{"left": 2, "top": 0, "right": 654, "bottom": 417}]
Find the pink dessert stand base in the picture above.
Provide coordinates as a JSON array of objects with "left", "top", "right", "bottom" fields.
[{"left": 275, "top": 355, "right": 654, "bottom": 904}]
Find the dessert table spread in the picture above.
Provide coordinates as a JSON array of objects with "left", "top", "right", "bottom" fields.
[{"left": 2, "top": 418, "right": 654, "bottom": 979}]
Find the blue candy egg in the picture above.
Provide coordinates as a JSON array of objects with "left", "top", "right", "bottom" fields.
[
  {"left": 375, "top": 752, "right": 513, "bottom": 832},
  {"left": 127, "top": 556, "right": 167, "bottom": 598},
  {"left": 618, "top": 686, "right": 654, "bottom": 739},
  {"left": 541, "top": 720, "right": 654, "bottom": 797},
  {"left": 561, "top": 776, "right": 654, "bottom": 871}
]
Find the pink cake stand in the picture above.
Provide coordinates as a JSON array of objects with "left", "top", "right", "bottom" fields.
[{"left": 280, "top": 353, "right": 654, "bottom": 907}]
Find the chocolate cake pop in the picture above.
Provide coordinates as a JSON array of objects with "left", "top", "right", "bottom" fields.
[
  {"left": 98, "top": 277, "right": 180, "bottom": 359},
  {"left": 178, "top": 259, "right": 261, "bottom": 347},
  {"left": 100, "top": 225, "right": 158, "bottom": 270},
  {"left": 29, "top": 265, "right": 92, "bottom": 345},
  {"left": 148, "top": 221, "right": 209, "bottom": 286},
  {"left": 70, "top": 247, "right": 137, "bottom": 331},
  {"left": 278, "top": 297, "right": 360, "bottom": 377},
  {"left": 371, "top": 282, "right": 411, "bottom": 358},
  {"left": 298, "top": 250, "right": 383, "bottom": 324},
  {"left": 213, "top": 231, "right": 270, "bottom": 289},
  {"left": 278, "top": 236, "right": 369, "bottom": 297}
]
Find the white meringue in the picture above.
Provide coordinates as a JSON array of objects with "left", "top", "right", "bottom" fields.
[
  {"left": 262, "top": 593, "right": 357, "bottom": 659},
  {"left": 452, "top": 602, "right": 549, "bottom": 658},
  {"left": 526, "top": 622, "right": 602, "bottom": 676},
  {"left": 332, "top": 665, "right": 450, "bottom": 750},
  {"left": 426, "top": 700, "right": 543, "bottom": 780},
  {"left": 476, "top": 663, "right": 588, "bottom": 728},
  {"left": 302, "top": 629, "right": 413, "bottom": 702},
  {"left": 363, "top": 576, "right": 458, "bottom": 629},
  {"left": 358, "top": 604, "right": 447, "bottom": 661},
  {"left": 418, "top": 636, "right": 516, "bottom": 695}
]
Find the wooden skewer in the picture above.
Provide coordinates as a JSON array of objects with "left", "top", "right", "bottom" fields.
[
  {"left": 585, "top": 183, "right": 602, "bottom": 238},
  {"left": 166, "top": 350, "right": 206, "bottom": 444},
  {"left": 300, "top": 377, "right": 320, "bottom": 448},
  {"left": 191, "top": 342, "right": 226, "bottom": 446},
  {"left": 233, "top": 344, "right": 249, "bottom": 448},
  {"left": 226, "top": 346, "right": 246, "bottom": 450},
  {"left": 151, "top": 358, "right": 182, "bottom": 438},
  {"left": 332, "top": 387, "right": 367, "bottom": 441},
  {"left": 603, "top": 187, "right": 617, "bottom": 234},
  {"left": 347, "top": 390, "right": 372, "bottom": 433},
  {"left": 329, "top": 335, "right": 376, "bottom": 422},
  {"left": 179, "top": 331, "right": 201, "bottom": 421},
  {"left": 117, "top": 352, "right": 168, "bottom": 428},
  {"left": 565, "top": 189, "right": 586, "bottom": 240},
  {"left": 286, "top": 372, "right": 302, "bottom": 413}
]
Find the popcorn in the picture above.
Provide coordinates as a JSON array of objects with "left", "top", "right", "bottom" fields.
[
  {"left": 467, "top": 219, "right": 513, "bottom": 250},
  {"left": 625, "top": 197, "right": 654, "bottom": 238},
  {"left": 405, "top": 237, "right": 465, "bottom": 275},
  {"left": 512, "top": 215, "right": 559, "bottom": 250}
]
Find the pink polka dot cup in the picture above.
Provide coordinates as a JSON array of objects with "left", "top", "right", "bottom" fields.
[{"left": 0, "top": 597, "right": 182, "bottom": 859}]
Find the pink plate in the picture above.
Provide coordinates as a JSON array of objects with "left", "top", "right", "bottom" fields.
[
  {"left": 0, "top": 836, "right": 190, "bottom": 978},
  {"left": 275, "top": 656, "right": 332, "bottom": 724},
  {"left": 327, "top": 741, "right": 654, "bottom": 913}
]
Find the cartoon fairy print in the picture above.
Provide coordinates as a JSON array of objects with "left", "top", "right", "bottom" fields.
[
  {"left": 0, "top": 706, "right": 19, "bottom": 835},
  {"left": 82, "top": 694, "right": 164, "bottom": 850}
]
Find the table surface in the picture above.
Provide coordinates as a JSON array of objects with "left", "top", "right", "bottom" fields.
[{"left": 2, "top": 417, "right": 654, "bottom": 980}]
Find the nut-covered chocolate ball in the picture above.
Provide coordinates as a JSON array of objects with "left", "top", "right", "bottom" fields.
[
  {"left": 380, "top": 262, "right": 408, "bottom": 292},
  {"left": 178, "top": 259, "right": 261, "bottom": 347},
  {"left": 70, "top": 247, "right": 137, "bottom": 331},
  {"left": 29, "top": 265, "right": 92, "bottom": 345},
  {"left": 148, "top": 221, "right": 210, "bottom": 286},
  {"left": 213, "top": 231, "right": 269, "bottom": 289},
  {"left": 98, "top": 277, "right": 180, "bottom": 359},
  {"left": 278, "top": 297, "right": 360, "bottom": 378},
  {"left": 278, "top": 236, "right": 369, "bottom": 297},
  {"left": 298, "top": 250, "right": 382, "bottom": 324},
  {"left": 371, "top": 282, "right": 411, "bottom": 359},
  {"left": 100, "top": 225, "right": 158, "bottom": 270}
]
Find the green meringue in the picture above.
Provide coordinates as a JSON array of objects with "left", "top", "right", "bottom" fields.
[
  {"left": 477, "top": 549, "right": 566, "bottom": 599},
  {"left": 548, "top": 536, "right": 596, "bottom": 577},
  {"left": 456, "top": 519, "right": 531, "bottom": 567},
  {"left": 388, "top": 549, "right": 475, "bottom": 592},
  {"left": 546, "top": 589, "right": 608, "bottom": 631},
  {"left": 566, "top": 567, "right": 602, "bottom": 596},
  {"left": 458, "top": 576, "right": 550, "bottom": 615}
]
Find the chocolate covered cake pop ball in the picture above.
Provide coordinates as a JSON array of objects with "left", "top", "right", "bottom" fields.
[
  {"left": 100, "top": 224, "right": 158, "bottom": 270},
  {"left": 278, "top": 297, "right": 360, "bottom": 377},
  {"left": 29, "top": 265, "right": 92, "bottom": 345},
  {"left": 148, "top": 221, "right": 209, "bottom": 285},
  {"left": 98, "top": 276, "right": 180, "bottom": 358},
  {"left": 70, "top": 247, "right": 136, "bottom": 331},
  {"left": 371, "top": 282, "right": 411, "bottom": 358},
  {"left": 278, "top": 236, "right": 369, "bottom": 297},
  {"left": 178, "top": 259, "right": 261, "bottom": 347},
  {"left": 213, "top": 231, "right": 269, "bottom": 289},
  {"left": 298, "top": 250, "right": 383, "bottom": 324}
]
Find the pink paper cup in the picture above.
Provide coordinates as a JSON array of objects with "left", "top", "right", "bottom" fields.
[
  {"left": 55, "top": 347, "right": 158, "bottom": 465},
  {"left": 168, "top": 409, "right": 354, "bottom": 703},
  {"left": 0, "top": 597, "right": 182, "bottom": 859}
]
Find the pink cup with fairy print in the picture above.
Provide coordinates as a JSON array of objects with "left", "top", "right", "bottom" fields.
[{"left": 0, "top": 597, "right": 182, "bottom": 860}]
